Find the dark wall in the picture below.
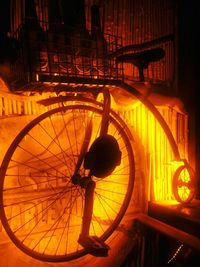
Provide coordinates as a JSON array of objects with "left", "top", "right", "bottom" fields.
[
  {"left": 178, "top": 0, "right": 199, "bottom": 197},
  {"left": 0, "top": 0, "right": 10, "bottom": 34}
]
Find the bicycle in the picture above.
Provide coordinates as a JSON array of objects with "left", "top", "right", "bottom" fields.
[{"left": 0, "top": 88, "right": 135, "bottom": 262}]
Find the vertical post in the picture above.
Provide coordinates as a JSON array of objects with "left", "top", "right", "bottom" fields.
[{"left": 80, "top": 179, "right": 95, "bottom": 237}]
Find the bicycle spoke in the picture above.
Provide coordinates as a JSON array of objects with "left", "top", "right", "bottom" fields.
[{"left": 0, "top": 102, "right": 134, "bottom": 261}]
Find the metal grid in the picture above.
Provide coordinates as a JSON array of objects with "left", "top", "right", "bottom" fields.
[{"left": 10, "top": 22, "right": 124, "bottom": 90}]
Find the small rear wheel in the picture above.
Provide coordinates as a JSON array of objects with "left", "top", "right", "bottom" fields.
[{"left": 172, "top": 164, "right": 195, "bottom": 203}]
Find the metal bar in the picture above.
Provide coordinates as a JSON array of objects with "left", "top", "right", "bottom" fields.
[{"left": 135, "top": 213, "right": 200, "bottom": 252}]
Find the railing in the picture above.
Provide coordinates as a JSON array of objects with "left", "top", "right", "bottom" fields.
[
  {"left": 120, "top": 213, "right": 200, "bottom": 267},
  {"left": 0, "top": 91, "right": 48, "bottom": 117},
  {"left": 135, "top": 213, "right": 200, "bottom": 252}
]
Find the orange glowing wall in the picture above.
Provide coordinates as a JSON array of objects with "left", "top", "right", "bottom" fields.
[
  {"left": 113, "top": 99, "right": 188, "bottom": 202},
  {"left": 0, "top": 86, "right": 189, "bottom": 204}
]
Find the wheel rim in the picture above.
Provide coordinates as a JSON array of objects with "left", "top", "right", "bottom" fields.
[
  {"left": 0, "top": 103, "right": 134, "bottom": 262},
  {"left": 172, "top": 165, "right": 195, "bottom": 203}
]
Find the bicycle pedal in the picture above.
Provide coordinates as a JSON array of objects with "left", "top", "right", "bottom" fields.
[{"left": 78, "top": 235, "right": 110, "bottom": 257}]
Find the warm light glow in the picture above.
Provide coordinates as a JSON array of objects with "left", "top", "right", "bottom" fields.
[
  {"left": 117, "top": 101, "right": 188, "bottom": 202},
  {"left": 0, "top": 85, "right": 191, "bottom": 263},
  {"left": 1, "top": 102, "right": 133, "bottom": 260},
  {"left": 170, "top": 160, "right": 184, "bottom": 168},
  {"left": 36, "top": 74, "right": 39, "bottom": 81}
]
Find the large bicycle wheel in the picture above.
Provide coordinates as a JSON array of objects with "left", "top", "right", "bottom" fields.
[{"left": 0, "top": 100, "right": 135, "bottom": 262}]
